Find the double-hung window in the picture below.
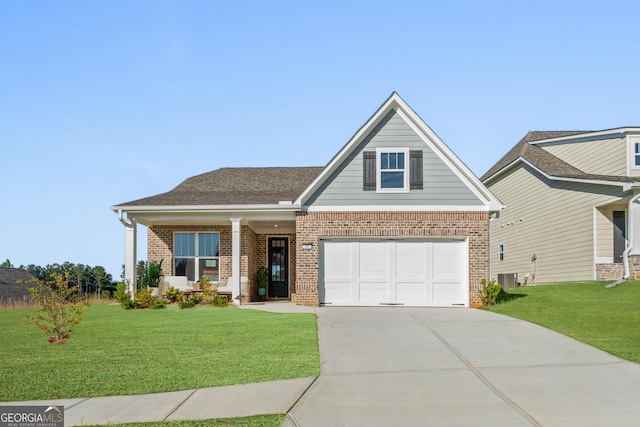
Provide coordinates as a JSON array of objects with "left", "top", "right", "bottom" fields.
[
  {"left": 174, "top": 232, "right": 220, "bottom": 282},
  {"left": 635, "top": 142, "right": 640, "bottom": 167},
  {"left": 498, "top": 244, "right": 505, "bottom": 261},
  {"left": 377, "top": 148, "right": 409, "bottom": 192}
]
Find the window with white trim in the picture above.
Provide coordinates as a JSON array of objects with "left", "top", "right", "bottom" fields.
[
  {"left": 634, "top": 142, "right": 640, "bottom": 167},
  {"left": 498, "top": 244, "right": 505, "bottom": 261},
  {"left": 174, "top": 232, "right": 220, "bottom": 282},
  {"left": 377, "top": 148, "right": 409, "bottom": 192}
]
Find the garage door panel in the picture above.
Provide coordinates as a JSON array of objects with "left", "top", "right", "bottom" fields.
[
  {"left": 323, "top": 282, "right": 353, "bottom": 304},
  {"left": 396, "top": 281, "right": 427, "bottom": 304},
  {"left": 432, "top": 242, "right": 466, "bottom": 282},
  {"left": 324, "top": 242, "right": 353, "bottom": 280},
  {"left": 395, "top": 243, "right": 426, "bottom": 280},
  {"left": 432, "top": 281, "right": 466, "bottom": 305},
  {"left": 358, "top": 281, "right": 389, "bottom": 303},
  {"left": 359, "top": 243, "right": 389, "bottom": 279}
]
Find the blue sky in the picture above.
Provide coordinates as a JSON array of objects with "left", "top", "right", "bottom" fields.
[{"left": 2, "top": 1, "right": 639, "bottom": 279}]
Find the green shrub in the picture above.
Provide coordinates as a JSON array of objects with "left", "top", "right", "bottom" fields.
[
  {"left": 150, "top": 298, "right": 166, "bottom": 309},
  {"left": 101, "top": 290, "right": 111, "bottom": 299},
  {"left": 23, "top": 273, "right": 87, "bottom": 344},
  {"left": 480, "top": 278, "right": 502, "bottom": 307},
  {"left": 211, "top": 295, "right": 228, "bottom": 307},
  {"left": 178, "top": 298, "right": 197, "bottom": 309},
  {"left": 165, "top": 286, "right": 183, "bottom": 303},
  {"left": 190, "top": 293, "right": 203, "bottom": 305},
  {"left": 134, "top": 287, "right": 153, "bottom": 308}
]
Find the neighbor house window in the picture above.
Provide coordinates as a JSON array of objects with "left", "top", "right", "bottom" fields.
[
  {"left": 174, "top": 232, "right": 220, "bottom": 282},
  {"left": 377, "top": 148, "right": 409, "bottom": 192},
  {"left": 498, "top": 244, "right": 505, "bottom": 261},
  {"left": 635, "top": 142, "right": 640, "bottom": 167}
]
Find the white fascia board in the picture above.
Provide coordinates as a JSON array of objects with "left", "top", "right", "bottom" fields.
[
  {"left": 529, "top": 128, "right": 640, "bottom": 146},
  {"left": 294, "top": 93, "right": 401, "bottom": 205},
  {"left": 111, "top": 203, "right": 300, "bottom": 213},
  {"left": 306, "top": 205, "right": 492, "bottom": 212},
  {"left": 483, "top": 157, "right": 634, "bottom": 190}
]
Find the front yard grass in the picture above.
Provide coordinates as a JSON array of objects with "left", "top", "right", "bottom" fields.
[
  {"left": 0, "top": 304, "right": 319, "bottom": 401},
  {"left": 488, "top": 280, "right": 640, "bottom": 363}
]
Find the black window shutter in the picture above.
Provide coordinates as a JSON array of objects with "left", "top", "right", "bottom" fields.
[
  {"left": 363, "top": 151, "right": 376, "bottom": 191},
  {"left": 410, "top": 150, "right": 423, "bottom": 190}
]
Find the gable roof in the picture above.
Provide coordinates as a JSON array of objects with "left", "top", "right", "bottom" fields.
[
  {"left": 0, "top": 268, "right": 35, "bottom": 304},
  {"left": 295, "top": 92, "right": 504, "bottom": 211},
  {"left": 115, "top": 167, "right": 325, "bottom": 207},
  {"left": 481, "top": 130, "right": 639, "bottom": 185}
]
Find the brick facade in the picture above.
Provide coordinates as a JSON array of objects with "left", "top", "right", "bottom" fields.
[
  {"left": 148, "top": 211, "right": 490, "bottom": 306},
  {"left": 295, "top": 211, "right": 490, "bottom": 307}
]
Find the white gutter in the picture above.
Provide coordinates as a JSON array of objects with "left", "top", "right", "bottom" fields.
[
  {"left": 111, "top": 203, "right": 301, "bottom": 213},
  {"left": 117, "top": 209, "right": 132, "bottom": 227}
]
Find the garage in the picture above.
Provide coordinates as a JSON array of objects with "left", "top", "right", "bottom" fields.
[{"left": 319, "top": 239, "right": 468, "bottom": 307}]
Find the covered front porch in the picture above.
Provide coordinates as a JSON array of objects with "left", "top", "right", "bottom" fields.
[
  {"left": 595, "top": 195, "right": 640, "bottom": 280},
  {"left": 117, "top": 208, "right": 299, "bottom": 305}
]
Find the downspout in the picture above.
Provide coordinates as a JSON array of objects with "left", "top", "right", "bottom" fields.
[
  {"left": 118, "top": 209, "right": 131, "bottom": 227},
  {"left": 606, "top": 191, "right": 640, "bottom": 288}
]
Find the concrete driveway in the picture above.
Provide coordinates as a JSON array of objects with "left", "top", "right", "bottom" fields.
[{"left": 286, "top": 307, "right": 640, "bottom": 426}]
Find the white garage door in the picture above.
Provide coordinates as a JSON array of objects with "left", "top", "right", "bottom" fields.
[{"left": 320, "top": 239, "right": 468, "bottom": 307}]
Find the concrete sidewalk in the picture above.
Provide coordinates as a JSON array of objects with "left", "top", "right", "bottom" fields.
[{"left": 1, "top": 377, "right": 315, "bottom": 426}]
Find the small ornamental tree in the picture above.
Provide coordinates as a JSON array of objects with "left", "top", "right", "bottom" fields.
[{"left": 23, "top": 272, "right": 87, "bottom": 344}]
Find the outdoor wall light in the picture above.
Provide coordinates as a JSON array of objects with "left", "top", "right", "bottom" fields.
[{"left": 302, "top": 243, "right": 313, "bottom": 250}]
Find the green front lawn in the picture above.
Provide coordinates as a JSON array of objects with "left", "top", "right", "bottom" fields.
[
  {"left": 488, "top": 280, "right": 640, "bottom": 362},
  {"left": 0, "top": 304, "right": 319, "bottom": 401}
]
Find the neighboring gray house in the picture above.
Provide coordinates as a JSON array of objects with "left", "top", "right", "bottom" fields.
[
  {"left": 113, "top": 93, "right": 502, "bottom": 307},
  {"left": 0, "top": 267, "right": 35, "bottom": 305},
  {"left": 482, "top": 128, "right": 640, "bottom": 285}
]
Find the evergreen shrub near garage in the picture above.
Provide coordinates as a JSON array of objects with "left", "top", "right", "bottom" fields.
[{"left": 479, "top": 278, "right": 502, "bottom": 306}]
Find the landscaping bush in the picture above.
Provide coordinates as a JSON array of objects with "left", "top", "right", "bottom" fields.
[
  {"left": 23, "top": 272, "right": 87, "bottom": 344},
  {"left": 211, "top": 295, "right": 228, "bottom": 307},
  {"left": 178, "top": 297, "right": 197, "bottom": 309},
  {"left": 480, "top": 278, "right": 502, "bottom": 307},
  {"left": 165, "top": 286, "right": 183, "bottom": 303}
]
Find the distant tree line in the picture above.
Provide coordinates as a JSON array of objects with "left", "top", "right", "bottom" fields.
[{"left": 2, "top": 259, "right": 116, "bottom": 298}]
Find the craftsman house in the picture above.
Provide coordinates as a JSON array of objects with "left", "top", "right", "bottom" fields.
[{"left": 112, "top": 93, "right": 503, "bottom": 306}]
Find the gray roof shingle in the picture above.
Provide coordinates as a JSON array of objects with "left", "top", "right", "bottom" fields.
[
  {"left": 117, "top": 167, "right": 325, "bottom": 207},
  {"left": 481, "top": 131, "right": 637, "bottom": 184}
]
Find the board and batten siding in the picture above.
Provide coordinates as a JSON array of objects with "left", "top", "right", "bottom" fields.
[
  {"left": 488, "top": 163, "right": 626, "bottom": 284},
  {"left": 306, "top": 110, "right": 482, "bottom": 207},
  {"left": 537, "top": 136, "right": 627, "bottom": 176}
]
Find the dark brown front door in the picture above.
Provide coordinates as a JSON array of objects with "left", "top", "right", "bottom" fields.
[{"left": 268, "top": 237, "right": 289, "bottom": 298}]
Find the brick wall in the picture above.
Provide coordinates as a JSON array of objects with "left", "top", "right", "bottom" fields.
[{"left": 295, "top": 211, "right": 490, "bottom": 307}]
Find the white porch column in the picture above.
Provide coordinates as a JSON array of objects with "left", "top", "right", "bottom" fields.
[
  {"left": 231, "top": 218, "right": 242, "bottom": 305},
  {"left": 124, "top": 220, "right": 137, "bottom": 296}
]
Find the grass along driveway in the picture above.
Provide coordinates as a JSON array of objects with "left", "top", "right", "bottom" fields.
[
  {"left": 0, "top": 303, "right": 319, "bottom": 401},
  {"left": 488, "top": 280, "right": 640, "bottom": 363}
]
